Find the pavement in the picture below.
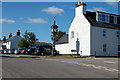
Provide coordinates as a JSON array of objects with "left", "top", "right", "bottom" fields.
[
  {"left": 0, "top": 54, "right": 40, "bottom": 58},
  {"left": 0, "top": 54, "right": 119, "bottom": 78}
]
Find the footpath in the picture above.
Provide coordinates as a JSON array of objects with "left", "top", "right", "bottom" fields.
[{"left": 0, "top": 54, "right": 95, "bottom": 59}]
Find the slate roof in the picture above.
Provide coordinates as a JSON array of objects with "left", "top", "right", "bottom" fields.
[
  {"left": 56, "top": 34, "right": 68, "bottom": 44},
  {"left": 35, "top": 42, "right": 52, "bottom": 47},
  {"left": 5, "top": 35, "right": 18, "bottom": 42},
  {"left": 84, "top": 11, "right": 120, "bottom": 30},
  {"left": 0, "top": 40, "right": 3, "bottom": 42}
]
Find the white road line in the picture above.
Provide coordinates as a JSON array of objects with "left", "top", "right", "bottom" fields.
[
  {"left": 45, "top": 59, "right": 119, "bottom": 73},
  {"left": 104, "top": 61, "right": 116, "bottom": 64}
]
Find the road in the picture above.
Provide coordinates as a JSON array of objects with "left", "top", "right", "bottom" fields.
[{"left": 1, "top": 55, "right": 119, "bottom": 78}]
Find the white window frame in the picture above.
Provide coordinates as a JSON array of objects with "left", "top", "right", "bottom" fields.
[
  {"left": 98, "top": 13, "right": 109, "bottom": 23},
  {"left": 105, "top": 14, "right": 109, "bottom": 23},
  {"left": 114, "top": 16, "right": 117, "bottom": 24}
]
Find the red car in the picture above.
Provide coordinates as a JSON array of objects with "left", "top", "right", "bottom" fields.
[{"left": 20, "top": 49, "right": 26, "bottom": 54}]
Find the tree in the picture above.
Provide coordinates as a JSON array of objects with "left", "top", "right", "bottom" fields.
[
  {"left": 56, "top": 30, "right": 66, "bottom": 41},
  {"left": 18, "top": 38, "right": 30, "bottom": 48},
  {"left": 18, "top": 31, "right": 38, "bottom": 48}
]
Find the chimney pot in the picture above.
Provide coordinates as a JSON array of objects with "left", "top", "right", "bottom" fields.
[
  {"left": 9, "top": 33, "right": 12, "bottom": 38},
  {"left": 17, "top": 29, "right": 20, "bottom": 36}
]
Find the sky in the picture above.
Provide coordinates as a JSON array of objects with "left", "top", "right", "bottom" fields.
[{"left": 0, "top": 1, "right": 119, "bottom": 43}]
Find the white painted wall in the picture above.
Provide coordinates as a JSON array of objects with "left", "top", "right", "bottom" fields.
[
  {"left": 56, "top": 43, "right": 70, "bottom": 54},
  {"left": 91, "top": 26, "right": 119, "bottom": 56},
  {"left": 6, "top": 42, "right": 11, "bottom": 49},
  {"left": 69, "top": 4, "right": 91, "bottom": 56},
  {"left": 11, "top": 36, "right": 22, "bottom": 49},
  {"left": 56, "top": 2, "right": 119, "bottom": 56},
  {"left": 0, "top": 42, "right": 3, "bottom": 50}
]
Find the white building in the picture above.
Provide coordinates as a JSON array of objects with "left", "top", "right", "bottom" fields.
[
  {"left": 0, "top": 40, "right": 3, "bottom": 50},
  {"left": 0, "top": 30, "right": 22, "bottom": 50},
  {"left": 56, "top": 1, "right": 120, "bottom": 56}
]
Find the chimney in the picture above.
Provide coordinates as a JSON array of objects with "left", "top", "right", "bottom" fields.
[
  {"left": 76, "top": 1, "right": 87, "bottom": 15},
  {"left": 3, "top": 36, "right": 6, "bottom": 41},
  {"left": 9, "top": 33, "right": 12, "bottom": 38},
  {"left": 17, "top": 29, "right": 20, "bottom": 36},
  {"left": 78, "top": 1, "right": 82, "bottom": 5}
]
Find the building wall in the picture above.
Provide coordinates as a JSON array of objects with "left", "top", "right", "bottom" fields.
[
  {"left": 91, "top": 26, "right": 119, "bottom": 56},
  {"left": 6, "top": 42, "right": 11, "bottom": 49},
  {"left": 11, "top": 36, "right": 22, "bottom": 49},
  {"left": 56, "top": 43, "right": 70, "bottom": 54},
  {"left": 2, "top": 42, "right": 11, "bottom": 49},
  {"left": 0, "top": 42, "right": 3, "bottom": 50},
  {"left": 69, "top": 5, "right": 91, "bottom": 56}
]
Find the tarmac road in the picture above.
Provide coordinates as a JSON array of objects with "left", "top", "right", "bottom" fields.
[{"left": 1, "top": 55, "right": 119, "bottom": 78}]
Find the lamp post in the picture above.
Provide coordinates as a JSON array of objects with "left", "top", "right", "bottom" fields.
[{"left": 51, "top": 17, "right": 58, "bottom": 56}]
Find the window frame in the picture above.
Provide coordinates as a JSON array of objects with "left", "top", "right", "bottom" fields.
[
  {"left": 116, "top": 31, "right": 119, "bottom": 38},
  {"left": 71, "top": 31, "right": 74, "bottom": 39},
  {"left": 103, "top": 30, "right": 106, "bottom": 37},
  {"left": 98, "top": 13, "right": 109, "bottom": 23},
  {"left": 114, "top": 16, "right": 117, "bottom": 24},
  {"left": 103, "top": 44, "right": 107, "bottom": 52}
]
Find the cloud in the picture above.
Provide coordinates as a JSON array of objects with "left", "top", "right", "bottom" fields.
[
  {"left": 27, "top": 18, "right": 48, "bottom": 23},
  {"left": 19, "top": 17, "right": 24, "bottom": 20},
  {"left": 87, "top": 7, "right": 106, "bottom": 12},
  {"left": 0, "top": 19, "right": 16, "bottom": 23},
  {"left": 41, "top": 6, "right": 64, "bottom": 15}
]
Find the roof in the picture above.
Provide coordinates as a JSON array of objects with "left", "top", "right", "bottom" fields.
[
  {"left": 56, "top": 34, "right": 68, "bottom": 44},
  {"left": 35, "top": 42, "right": 52, "bottom": 47},
  {"left": 0, "top": 39, "right": 3, "bottom": 42},
  {"left": 5, "top": 35, "right": 17, "bottom": 42},
  {"left": 84, "top": 11, "right": 120, "bottom": 30},
  {"left": 96, "top": 11, "right": 120, "bottom": 16}
]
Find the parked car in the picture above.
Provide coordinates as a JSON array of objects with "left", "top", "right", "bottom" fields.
[
  {"left": 35, "top": 47, "right": 52, "bottom": 56},
  {"left": 14, "top": 49, "right": 21, "bottom": 55},
  {"left": 54, "top": 50, "right": 59, "bottom": 55},
  {"left": 20, "top": 48, "right": 26, "bottom": 55},
  {"left": 35, "top": 48, "right": 44, "bottom": 56},
  {"left": 26, "top": 48, "right": 36, "bottom": 55},
  {"left": 4, "top": 49, "right": 9, "bottom": 54},
  {"left": 0, "top": 50, "right": 4, "bottom": 54},
  {"left": 8, "top": 49, "right": 15, "bottom": 54}
]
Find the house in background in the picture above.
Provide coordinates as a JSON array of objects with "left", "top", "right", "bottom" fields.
[
  {"left": 56, "top": 1, "right": 120, "bottom": 56},
  {"left": 0, "top": 30, "right": 22, "bottom": 50},
  {"left": 0, "top": 39, "right": 3, "bottom": 50}
]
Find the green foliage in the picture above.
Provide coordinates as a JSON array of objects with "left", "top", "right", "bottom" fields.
[
  {"left": 18, "top": 38, "right": 30, "bottom": 48},
  {"left": 18, "top": 30, "right": 38, "bottom": 48},
  {"left": 56, "top": 30, "right": 66, "bottom": 41}
]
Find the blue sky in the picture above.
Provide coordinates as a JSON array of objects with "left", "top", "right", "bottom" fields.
[{"left": 1, "top": 2, "right": 119, "bottom": 43}]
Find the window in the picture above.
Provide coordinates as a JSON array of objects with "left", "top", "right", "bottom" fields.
[
  {"left": 114, "top": 16, "right": 117, "bottom": 24},
  {"left": 71, "top": 31, "right": 74, "bottom": 38},
  {"left": 98, "top": 13, "right": 109, "bottom": 23},
  {"left": 103, "top": 30, "right": 106, "bottom": 37},
  {"left": 116, "top": 31, "right": 119, "bottom": 38},
  {"left": 105, "top": 15, "right": 109, "bottom": 23},
  {"left": 103, "top": 44, "right": 107, "bottom": 52}
]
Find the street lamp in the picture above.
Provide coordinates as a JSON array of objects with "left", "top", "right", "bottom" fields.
[{"left": 51, "top": 17, "right": 58, "bottom": 56}]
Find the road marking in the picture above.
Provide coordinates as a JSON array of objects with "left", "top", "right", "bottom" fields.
[
  {"left": 104, "top": 61, "right": 116, "bottom": 64},
  {"left": 45, "top": 59, "right": 119, "bottom": 73}
]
